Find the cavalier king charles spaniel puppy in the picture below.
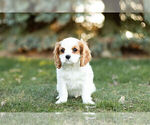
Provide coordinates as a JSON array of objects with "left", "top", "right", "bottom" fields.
[{"left": 54, "top": 37, "right": 96, "bottom": 104}]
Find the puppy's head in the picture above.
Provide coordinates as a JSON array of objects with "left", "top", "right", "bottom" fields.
[{"left": 53, "top": 37, "right": 91, "bottom": 69}]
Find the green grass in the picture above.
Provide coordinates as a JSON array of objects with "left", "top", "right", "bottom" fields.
[{"left": 0, "top": 57, "right": 150, "bottom": 112}]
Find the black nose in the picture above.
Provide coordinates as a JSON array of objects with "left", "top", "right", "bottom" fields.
[{"left": 66, "top": 55, "right": 71, "bottom": 60}]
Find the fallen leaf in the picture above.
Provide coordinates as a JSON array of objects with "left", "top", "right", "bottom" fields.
[
  {"left": 0, "top": 78, "right": 4, "bottom": 82},
  {"left": 118, "top": 96, "right": 125, "bottom": 104},
  {"left": 31, "top": 77, "right": 36, "bottom": 81},
  {"left": 1, "top": 100, "right": 6, "bottom": 106},
  {"left": 113, "top": 81, "right": 118, "bottom": 86}
]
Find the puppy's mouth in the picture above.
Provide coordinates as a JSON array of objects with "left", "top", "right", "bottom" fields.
[
  {"left": 65, "top": 60, "right": 72, "bottom": 64},
  {"left": 64, "top": 59, "right": 74, "bottom": 64}
]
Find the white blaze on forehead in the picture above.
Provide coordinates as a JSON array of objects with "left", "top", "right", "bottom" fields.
[{"left": 60, "top": 37, "right": 80, "bottom": 48}]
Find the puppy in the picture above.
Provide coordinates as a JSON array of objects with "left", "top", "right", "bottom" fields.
[{"left": 54, "top": 37, "right": 96, "bottom": 104}]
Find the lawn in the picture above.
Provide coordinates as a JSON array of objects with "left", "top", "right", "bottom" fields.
[{"left": 0, "top": 57, "right": 150, "bottom": 112}]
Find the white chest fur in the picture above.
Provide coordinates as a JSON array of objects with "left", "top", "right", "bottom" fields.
[
  {"left": 57, "top": 63, "right": 93, "bottom": 97},
  {"left": 60, "top": 66, "right": 84, "bottom": 90}
]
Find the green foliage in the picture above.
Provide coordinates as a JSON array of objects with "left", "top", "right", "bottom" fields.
[
  {"left": 1, "top": 13, "right": 72, "bottom": 52},
  {"left": 3, "top": 31, "right": 57, "bottom": 52},
  {"left": 1, "top": 13, "right": 150, "bottom": 56},
  {"left": 4, "top": 14, "right": 30, "bottom": 26},
  {"left": 88, "top": 38, "right": 103, "bottom": 57},
  {"left": 90, "top": 34, "right": 150, "bottom": 57},
  {"left": 144, "top": 0, "right": 150, "bottom": 24},
  {"left": 35, "top": 14, "right": 55, "bottom": 23}
]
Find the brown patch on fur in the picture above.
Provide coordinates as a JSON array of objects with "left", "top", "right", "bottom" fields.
[
  {"left": 79, "top": 41, "right": 91, "bottom": 67},
  {"left": 72, "top": 46, "right": 80, "bottom": 54},
  {"left": 53, "top": 42, "right": 61, "bottom": 69}
]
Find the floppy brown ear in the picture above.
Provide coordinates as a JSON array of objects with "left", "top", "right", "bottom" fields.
[
  {"left": 53, "top": 42, "right": 61, "bottom": 69},
  {"left": 79, "top": 40, "right": 92, "bottom": 67}
]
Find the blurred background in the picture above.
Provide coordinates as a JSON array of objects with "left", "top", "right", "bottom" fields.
[{"left": 0, "top": 0, "right": 150, "bottom": 58}]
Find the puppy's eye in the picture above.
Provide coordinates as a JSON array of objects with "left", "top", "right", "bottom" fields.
[
  {"left": 60, "top": 48, "right": 65, "bottom": 53},
  {"left": 73, "top": 48, "right": 77, "bottom": 52}
]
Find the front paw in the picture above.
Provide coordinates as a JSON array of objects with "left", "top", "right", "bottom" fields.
[
  {"left": 55, "top": 99, "right": 67, "bottom": 104},
  {"left": 56, "top": 96, "right": 59, "bottom": 99},
  {"left": 83, "top": 99, "right": 95, "bottom": 105}
]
